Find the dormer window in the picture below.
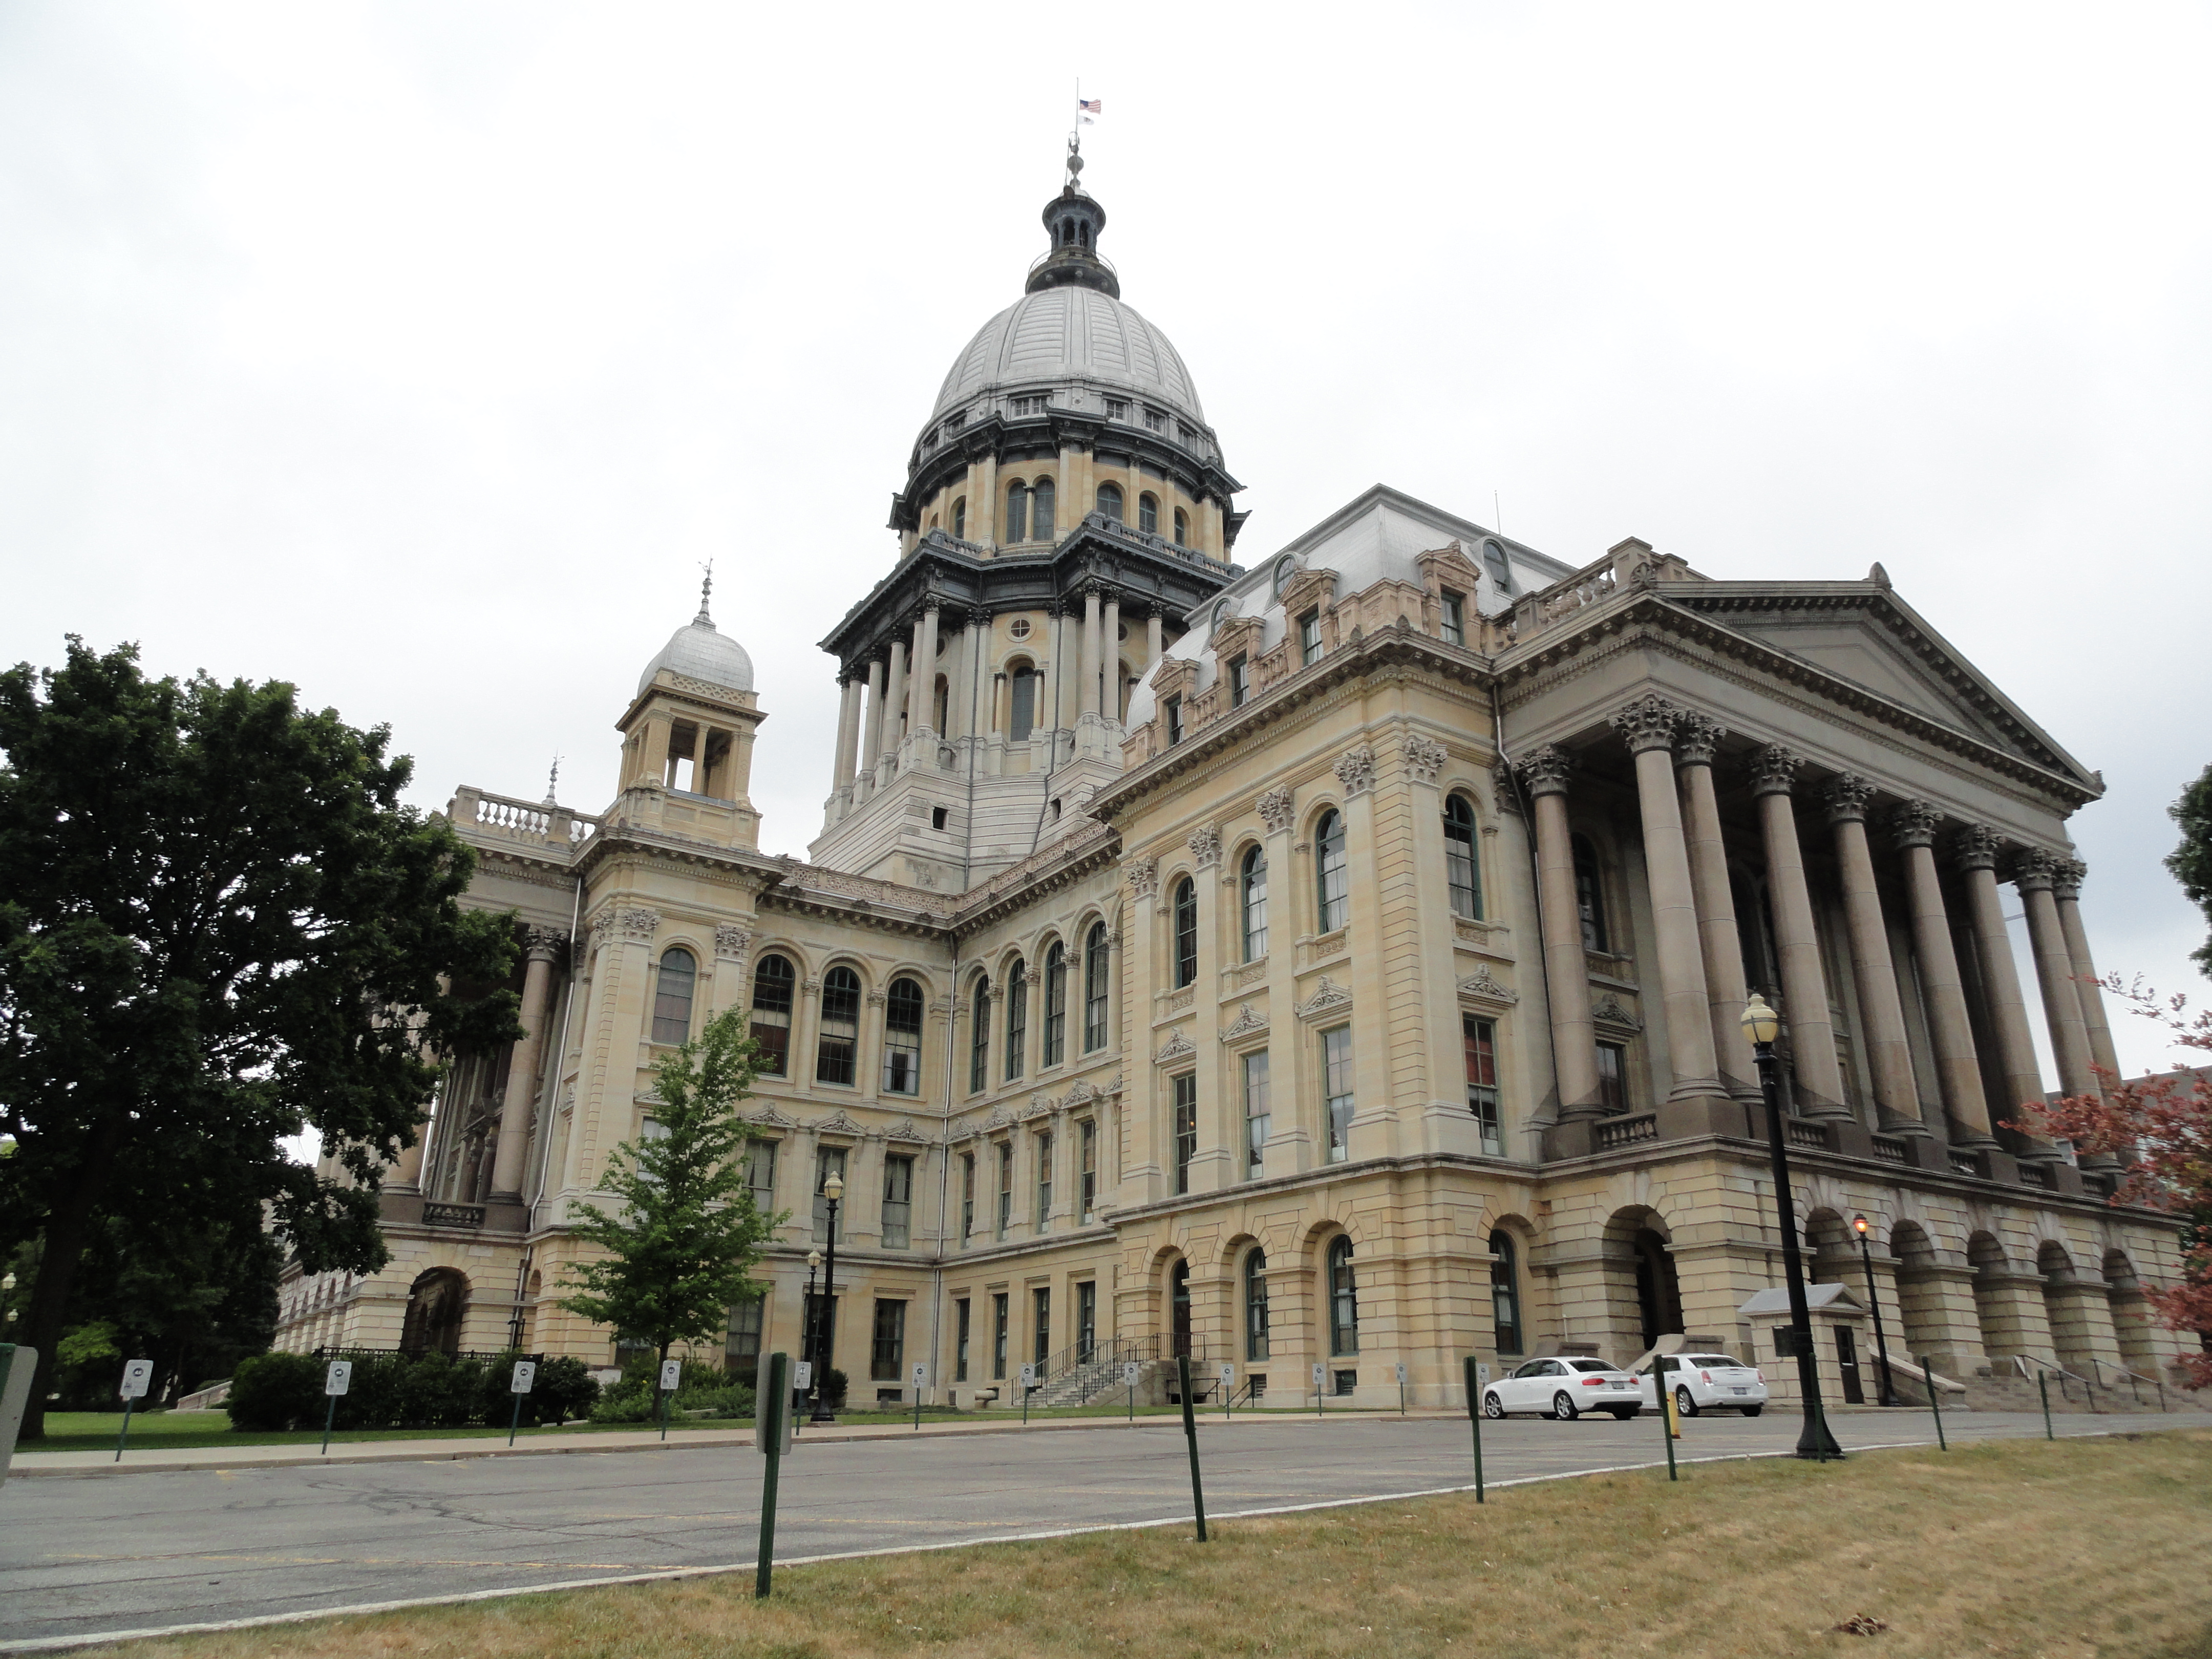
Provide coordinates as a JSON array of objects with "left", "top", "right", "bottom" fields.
[
  {"left": 1482, "top": 538, "right": 1513, "bottom": 593},
  {"left": 1165, "top": 694, "right": 1184, "bottom": 746},
  {"left": 1440, "top": 590, "right": 1465, "bottom": 646},
  {"left": 1010, "top": 395, "right": 1046, "bottom": 416},
  {"left": 1105, "top": 398, "right": 1128, "bottom": 420},
  {"left": 1272, "top": 558, "right": 1295, "bottom": 600},
  {"left": 1299, "top": 609, "right": 1323, "bottom": 666},
  {"left": 1228, "top": 654, "right": 1249, "bottom": 707},
  {"left": 1143, "top": 408, "right": 1166, "bottom": 433}
]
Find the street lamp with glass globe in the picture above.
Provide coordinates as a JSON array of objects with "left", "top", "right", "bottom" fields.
[
  {"left": 1741, "top": 993, "right": 1843, "bottom": 1459},
  {"left": 811, "top": 1172, "right": 845, "bottom": 1423},
  {"left": 803, "top": 1250, "right": 823, "bottom": 1419},
  {"left": 1852, "top": 1215, "right": 1900, "bottom": 1407}
]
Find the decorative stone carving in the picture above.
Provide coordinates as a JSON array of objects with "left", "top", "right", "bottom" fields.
[
  {"left": 865, "top": 989, "right": 887, "bottom": 1008},
  {"left": 749, "top": 1103, "right": 795, "bottom": 1128},
  {"left": 1103, "top": 1073, "right": 1125, "bottom": 1096},
  {"left": 1296, "top": 976, "right": 1353, "bottom": 1018},
  {"left": 1823, "top": 773, "right": 1877, "bottom": 825},
  {"left": 1334, "top": 745, "right": 1378, "bottom": 798},
  {"left": 1024, "top": 1092, "right": 1053, "bottom": 1119},
  {"left": 1674, "top": 711, "right": 1725, "bottom": 768},
  {"left": 1154, "top": 1029, "right": 1196, "bottom": 1065},
  {"left": 1950, "top": 823, "right": 2005, "bottom": 873},
  {"left": 885, "top": 1117, "right": 928, "bottom": 1142},
  {"left": 814, "top": 1109, "right": 864, "bottom": 1137},
  {"left": 1592, "top": 993, "right": 1644, "bottom": 1032},
  {"left": 1514, "top": 744, "right": 1575, "bottom": 798},
  {"left": 1747, "top": 745, "right": 1802, "bottom": 797},
  {"left": 616, "top": 906, "right": 661, "bottom": 941},
  {"left": 2052, "top": 857, "right": 2088, "bottom": 899},
  {"left": 1062, "top": 1081, "right": 1095, "bottom": 1106},
  {"left": 1257, "top": 786, "right": 1296, "bottom": 834},
  {"left": 1188, "top": 826, "right": 1222, "bottom": 869},
  {"left": 801, "top": 976, "right": 823, "bottom": 995},
  {"left": 713, "top": 923, "right": 753, "bottom": 962},
  {"left": 524, "top": 925, "right": 569, "bottom": 962},
  {"left": 1401, "top": 734, "right": 1449, "bottom": 786},
  {"left": 1888, "top": 798, "right": 1942, "bottom": 850},
  {"left": 1220, "top": 1003, "right": 1268, "bottom": 1041},
  {"left": 982, "top": 1104, "right": 1014, "bottom": 1132},
  {"left": 1607, "top": 692, "right": 1681, "bottom": 755},
  {"left": 1124, "top": 856, "right": 1158, "bottom": 900},
  {"left": 1458, "top": 963, "right": 1519, "bottom": 1004},
  {"left": 2011, "top": 847, "right": 2061, "bottom": 892}
]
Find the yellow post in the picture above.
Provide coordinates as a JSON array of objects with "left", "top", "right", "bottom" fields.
[{"left": 1661, "top": 1359, "right": 1683, "bottom": 1440}]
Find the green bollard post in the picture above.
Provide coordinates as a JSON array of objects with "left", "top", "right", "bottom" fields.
[
  {"left": 1919, "top": 1355, "right": 1947, "bottom": 1451},
  {"left": 756, "top": 1353, "right": 788, "bottom": 1599},
  {"left": 508, "top": 1393, "right": 523, "bottom": 1448},
  {"left": 2038, "top": 1370, "right": 2054, "bottom": 1440},
  {"left": 321, "top": 1393, "right": 336, "bottom": 1458},
  {"left": 660, "top": 1386, "right": 670, "bottom": 1442},
  {"left": 1178, "top": 1354, "right": 1207, "bottom": 1542},
  {"left": 113, "top": 1398, "right": 135, "bottom": 1464},
  {"left": 1462, "top": 1357, "right": 1485, "bottom": 1503},
  {"left": 1657, "top": 1361, "right": 1679, "bottom": 1482}
]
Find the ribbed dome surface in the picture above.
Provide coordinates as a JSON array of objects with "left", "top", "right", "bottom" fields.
[
  {"left": 931, "top": 285, "right": 1204, "bottom": 424},
  {"left": 637, "top": 618, "right": 754, "bottom": 698}
]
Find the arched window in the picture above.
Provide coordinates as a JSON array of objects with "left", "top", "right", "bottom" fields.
[
  {"left": 1032, "top": 477, "right": 1055, "bottom": 540},
  {"left": 750, "top": 953, "right": 795, "bottom": 1076},
  {"left": 1245, "top": 1249, "right": 1270, "bottom": 1361},
  {"left": 1272, "top": 557, "right": 1295, "bottom": 599},
  {"left": 1005, "top": 479, "right": 1029, "bottom": 543},
  {"left": 1173, "top": 508, "right": 1188, "bottom": 547},
  {"left": 1240, "top": 843, "right": 1268, "bottom": 961},
  {"left": 1327, "top": 1237, "right": 1359, "bottom": 1355},
  {"left": 1097, "top": 481, "right": 1123, "bottom": 522},
  {"left": 1490, "top": 1230, "right": 1523, "bottom": 1354},
  {"left": 969, "top": 975, "right": 991, "bottom": 1094},
  {"left": 651, "top": 947, "right": 696, "bottom": 1044},
  {"left": 1572, "top": 834, "right": 1609, "bottom": 952},
  {"left": 816, "top": 965, "right": 860, "bottom": 1085},
  {"left": 882, "top": 977, "right": 924, "bottom": 1095},
  {"left": 1009, "top": 663, "right": 1038, "bottom": 742},
  {"left": 1444, "top": 794, "right": 1483, "bottom": 920},
  {"left": 950, "top": 497, "right": 966, "bottom": 540},
  {"left": 1004, "top": 958, "right": 1028, "bottom": 1080},
  {"left": 1042, "top": 941, "right": 1067, "bottom": 1067},
  {"left": 1482, "top": 537, "right": 1513, "bottom": 593},
  {"left": 1083, "top": 923, "right": 1110, "bottom": 1051},
  {"left": 1172, "top": 877, "right": 1198, "bottom": 988},
  {"left": 1138, "top": 492, "right": 1158, "bottom": 535},
  {"left": 1315, "top": 809, "right": 1348, "bottom": 932}
]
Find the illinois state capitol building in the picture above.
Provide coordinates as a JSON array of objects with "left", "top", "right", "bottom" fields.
[{"left": 277, "top": 153, "right": 2193, "bottom": 1411}]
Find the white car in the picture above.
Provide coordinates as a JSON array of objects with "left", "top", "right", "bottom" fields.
[
  {"left": 1636, "top": 1353, "right": 1769, "bottom": 1417},
  {"left": 1482, "top": 1357, "right": 1644, "bottom": 1420}
]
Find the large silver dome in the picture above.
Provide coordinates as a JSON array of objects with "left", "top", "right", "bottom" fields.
[
  {"left": 930, "top": 285, "right": 1205, "bottom": 426},
  {"left": 637, "top": 613, "right": 753, "bottom": 698}
]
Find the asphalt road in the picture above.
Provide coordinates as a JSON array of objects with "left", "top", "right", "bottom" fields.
[{"left": 0, "top": 1408, "right": 2184, "bottom": 1649}]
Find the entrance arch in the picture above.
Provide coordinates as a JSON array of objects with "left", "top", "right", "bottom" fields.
[{"left": 400, "top": 1268, "right": 470, "bottom": 1356}]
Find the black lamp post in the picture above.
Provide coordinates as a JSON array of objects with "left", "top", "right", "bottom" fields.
[
  {"left": 1853, "top": 1215, "right": 1900, "bottom": 1408},
  {"left": 1742, "top": 993, "right": 1844, "bottom": 1460},
  {"left": 811, "top": 1171, "right": 844, "bottom": 1423},
  {"left": 804, "top": 1249, "right": 822, "bottom": 1420}
]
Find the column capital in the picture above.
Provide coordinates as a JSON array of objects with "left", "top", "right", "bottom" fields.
[
  {"left": 1333, "top": 744, "right": 1378, "bottom": 798},
  {"left": 1888, "top": 798, "right": 1942, "bottom": 850},
  {"left": 1822, "top": 772, "right": 1878, "bottom": 825},
  {"left": 1123, "top": 855, "right": 1159, "bottom": 900},
  {"left": 2052, "top": 857, "right": 2088, "bottom": 899},
  {"left": 1748, "top": 744, "right": 1802, "bottom": 797},
  {"left": 1950, "top": 823, "right": 2006, "bottom": 873},
  {"left": 1188, "top": 826, "right": 1222, "bottom": 869},
  {"left": 714, "top": 923, "right": 754, "bottom": 963},
  {"left": 1607, "top": 691, "right": 1681, "bottom": 755},
  {"left": 1515, "top": 743, "right": 1576, "bottom": 798},
  {"left": 523, "top": 926, "right": 569, "bottom": 963},
  {"left": 1674, "top": 711, "right": 1726, "bottom": 767},
  {"left": 967, "top": 606, "right": 993, "bottom": 630},
  {"left": 1257, "top": 785, "right": 1296, "bottom": 835},
  {"left": 2011, "top": 847, "right": 2061, "bottom": 893},
  {"left": 1402, "top": 734, "right": 1449, "bottom": 786}
]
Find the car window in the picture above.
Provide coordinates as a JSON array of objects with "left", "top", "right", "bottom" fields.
[
  {"left": 1687, "top": 1355, "right": 1744, "bottom": 1368},
  {"left": 1567, "top": 1359, "right": 1615, "bottom": 1373},
  {"left": 1513, "top": 1360, "right": 1549, "bottom": 1379}
]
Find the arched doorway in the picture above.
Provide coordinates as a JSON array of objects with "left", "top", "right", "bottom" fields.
[
  {"left": 1169, "top": 1260, "right": 1192, "bottom": 1359},
  {"left": 2103, "top": 1250, "right": 2160, "bottom": 1375},
  {"left": 2038, "top": 1241, "right": 2094, "bottom": 1372},
  {"left": 1967, "top": 1232, "right": 2010, "bottom": 1359},
  {"left": 400, "top": 1268, "right": 470, "bottom": 1356},
  {"left": 1631, "top": 1229, "right": 1682, "bottom": 1352}
]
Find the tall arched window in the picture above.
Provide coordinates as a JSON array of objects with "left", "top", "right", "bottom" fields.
[
  {"left": 882, "top": 976, "right": 924, "bottom": 1095},
  {"left": 1240, "top": 843, "right": 1268, "bottom": 961},
  {"left": 1315, "top": 810, "right": 1348, "bottom": 932},
  {"left": 1097, "top": 481, "right": 1123, "bottom": 522},
  {"left": 1173, "top": 507, "right": 1188, "bottom": 546},
  {"left": 1244, "top": 1249, "right": 1270, "bottom": 1361},
  {"left": 1042, "top": 941, "right": 1068, "bottom": 1067},
  {"left": 1004, "top": 958, "right": 1028, "bottom": 1080},
  {"left": 1009, "top": 663, "right": 1038, "bottom": 742},
  {"left": 651, "top": 947, "right": 696, "bottom": 1044},
  {"left": 1172, "top": 877, "right": 1198, "bottom": 988},
  {"left": 1482, "top": 538, "right": 1513, "bottom": 593},
  {"left": 1444, "top": 794, "right": 1483, "bottom": 920},
  {"left": 750, "top": 953, "right": 795, "bottom": 1076},
  {"left": 1004, "top": 479, "right": 1029, "bottom": 543},
  {"left": 1572, "top": 834, "right": 1609, "bottom": 952},
  {"left": 1490, "top": 1230, "right": 1523, "bottom": 1354},
  {"left": 951, "top": 497, "right": 966, "bottom": 540},
  {"left": 1327, "top": 1236, "right": 1359, "bottom": 1355},
  {"left": 1138, "top": 492, "right": 1158, "bottom": 535},
  {"left": 967, "top": 976, "right": 993, "bottom": 1093},
  {"left": 1032, "top": 477, "right": 1055, "bottom": 540},
  {"left": 1083, "top": 922, "right": 1110, "bottom": 1051},
  {"left": 1273, "top": 558, "right": 1294, "bottom": 599},
  {"left": 816, "top": 966, "right": 860, "bottom": 1084}
]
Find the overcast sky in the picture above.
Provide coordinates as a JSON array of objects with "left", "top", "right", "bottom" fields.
[{"left": 4, "top": 2, "right": 2208, "bottom": 1080}]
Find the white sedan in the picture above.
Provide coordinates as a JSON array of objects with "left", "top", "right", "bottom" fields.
[
  {"left": 1636, "top": 1353, "right": 1769, "bottom": 1417},
  {"left": 1482, "top": 1357, "right": 1644, "bottom": 1420}
]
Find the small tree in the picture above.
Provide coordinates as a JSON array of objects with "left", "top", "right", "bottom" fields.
[
  {"left": 558, "top": 1006, "right": 784, "bottom": 1364},
  {"left": 2170, "top": 763, "right": 2212, "bottom": 977},
  {"left": 2009, "top": 977, "right": 2212, "bottom": 1386}
]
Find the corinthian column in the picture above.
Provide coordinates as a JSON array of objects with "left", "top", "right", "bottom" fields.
[
  {"left": 491, "top": 928, "right": 565, "bottom": 1199},
  {"left": 1825, "top": 774, "right": 1929, "bottom": 1135},
  {"left": 1079, "top": 584, "right": 1103, "bottom": 718},
  {"left": 912, "top": 606, "right": 941, "bottom": 736},
  {"left": 879, "top": 637, "right": 908, "bottom": 765},
  {"left": 831, "top": 672, "right": 863, "bottom": 793},
  {"left": 861, "top": 657, "right": 885, "bottom": 774},
  {"left": 2015, "top": 850, "right": 2099, "bottom": 1100},
  {"left": 1953, "top": 825, "right": 2055, "bottom": 1154},
  {"left": 1890, "top": 801, "right": 1995, "bottom": 1144},
  {"left": 1748, "top": 746, "right": 1850, "bottom": 1117},
  {"left": 1609, "top": 695, "right": 1721, "bottom": 1101},
  {"left": 1674, "top": 712, "right": 1756, "bottom": 1090},
  {"left": 1516, "top": 745, "right": 1600, "bottom": 1115},
  {"left": 2053, "top": 858, "right": 2123, "bottom": 1092}
]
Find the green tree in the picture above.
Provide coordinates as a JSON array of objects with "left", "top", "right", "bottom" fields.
[
  {"left": 558, "top": 1007, "right": 783, "bottom": 1364},
  {"left": 0, "top": 639, "right": 520, "bottom": 1436},
  {"left": 2171, "top": 763, "right": 2212, "bottom": 977}
]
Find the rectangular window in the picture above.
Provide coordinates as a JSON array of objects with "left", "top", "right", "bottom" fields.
[
  {"left": 1076, "top": 1281, "right": 1097, "bottom": 1362},
  {"left": 992, "top": 1293, "right": 1009, "bottom": 1379},
  {"left": 651, "top": 958, "right": 694, "bottom": 1045},
  {"left": 1005, "top": 970, "right": 1027, "bottom": 1081},
  {"left": 1043, "top": 950, "right": 1067, "bottom": 1067},
  {"left": 1084, "top": 929, "right": 1110, "bottom": 1051},
  {"left": 1243, "top": 1049, "right": 1271, "bottom": 1180},
  {"left": 813, "top": 1146, "right": 846, "bottom": 1245},
  {"left": 1033, "top": 1286, "right": 1051, "bottom": 1367},
  {"left": 882, "top": 991, "right": 922, "bottom": 1095},
  {"left": 816, "top": 973, "right": 859, "bottom": 1085},
  {"left": 970, "top": 984, "right": 990, "bottom": 1094},
  {"left": 1440, "top": 590, "right": 1465, "bottom": 646},
  {"left": 1143, "top": 407, "right": 1165, "bottom": 432},
  {"left": 1010, "top": 394, "right": 1045, "bottom": 416},
  {"left": 955, "top": 1298, "right": 971, "bottom": 1381},
  {"left": 996, "top": 1142, "right": 1012, "bottom": 1239},
  {"left": 1464, "top": 1017, "right": 1502, "bottom": 1155},
  {"left": 1323, "top": 1026, "right": 1354, "bottom": 1163},
  {"left": 1165, "top": 694, "right": 1183, "bottom": 746},
  {"left": 1105, "top": 397, "right": 1128, "bottom": 420},
  {"left": 1173, "top": 1073, "right": 1198, "bottom": 1195},
  {"left": 1079, "top": 1118, "right": 1097, "bottom": 1220},
  {"left": 1597, "top": 1041, "right": 1628, "bottom": 1115},
  {"left": 871, "top": 1299, "right": 906, "bottom": 1381},
  {"left": 1228, "top": 654, "right": 1249, "bottom": 707},
  {"left": 1010, "top": 670, "right": 1036, "bottom": 742},
  {"left": 961, "top": 1153, "right": 976, "bottom": 1243},
  {"left": 747, "top": 1139, "right": 777, "bottom": 1212},
  {"left": 1299, "top": 609, "right": 1323, "bottom": 666},
  {"left": 1035, "top": 1131, "right": 1053, "bottom": 1232},
  {"left": 881, "top": 1154, "right": 913, "bottom": 1249},
  {"left": 725, "top": 1292, "right": 764, "bottom": 1374}
]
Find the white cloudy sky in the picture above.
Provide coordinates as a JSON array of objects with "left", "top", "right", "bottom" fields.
[{"left": 4, "top": 2, "right": 2208, "bottom": 1079}]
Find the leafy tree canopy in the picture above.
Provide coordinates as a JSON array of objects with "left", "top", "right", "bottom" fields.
[
  {"left": 0, "top": 639, "right": 521, "bottom": 1434},
  {"left": 558, "top": 1007, "right": 783, "bottom": 1363},
  {"left": 2170, "top": 763, "right": 2212, "bottom": 977}
]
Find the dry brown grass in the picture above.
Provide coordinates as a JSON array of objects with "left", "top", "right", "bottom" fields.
[{"left": 79, "top": 1430, "right": 2212, "bottom": 1659}]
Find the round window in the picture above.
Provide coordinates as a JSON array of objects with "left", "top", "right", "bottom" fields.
[
  {"left": 1117, "top": 622, "right": 1129, "bottom": 642},
  {"left": 1010, "top": 617, "right": 1032, "bottom": 640}
]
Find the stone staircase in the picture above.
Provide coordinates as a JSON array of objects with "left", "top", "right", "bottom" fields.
[{"left": 1963, "top": 1359, "right": 2207, "bottom": 1416}]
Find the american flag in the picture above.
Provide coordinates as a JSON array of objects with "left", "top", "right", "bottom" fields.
[{"left": 1078, "top": 98, "right": 1101, "bottom": 113}]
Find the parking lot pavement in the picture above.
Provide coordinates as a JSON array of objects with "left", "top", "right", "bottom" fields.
[{"left": 0, "top": 1408, "right": 2183, "bottom": 1650}]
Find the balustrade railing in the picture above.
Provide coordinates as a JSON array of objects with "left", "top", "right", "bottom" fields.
[
  {"left": 1597, "top": 1113, "right": 1658, "bottom": 1151},
  {"left": 448, "top": 785, "right": 600, "bottom": 850}
]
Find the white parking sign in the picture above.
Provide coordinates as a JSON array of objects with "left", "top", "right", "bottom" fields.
[
  {"left": 1312, "top": 1362, "right": 1326, "bottom": 1389},
  {"left": 118, "top": 1360, "right": 154, "bottom": 1401},
  {"left": 1395, "top": 1362, "right": 1408, "bottom": 1385},
  {"left": 324, "top": 1360, "right": 352, "bottom": 1397},
  {"left": 910, "top": 1361, "right": 928, "bottom": 1390},
  {"left": 510, "top": 1360, "right": 537, "bottom": 1394},
  {"left": 659, "top": 1359, "right": 683, "bottom": 1392},
  {"left": 793, "top": 1361, "right": 813, "bottom": 1391},
  {"left": 1218, "top": 1362, "right": 1235, "bottom": 1390},
  {"left": 1122, "top": 1361, "right": 1140, "bottom": 1387},
  {"left": 1019, "top": 1363, "right": 1036, "bottom": 1389}
]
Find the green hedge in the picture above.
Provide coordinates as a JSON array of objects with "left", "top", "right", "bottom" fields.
[{"left": 225, "top": 1351, "right": 601, "bottom": 1432}]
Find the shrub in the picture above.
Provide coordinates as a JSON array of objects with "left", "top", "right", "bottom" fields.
[
  {"left": 226, "top": 1353, "right": 324, "bottom": 1431},
  {"left": 589, "top": 1376, "right": 656, "bottom": 1423},
  {"left": 820, "top": 1367, "right": 848, "bottom": 1409},
  {"left": 677, "top": 1383, "right": 755, "bottom": 1419}
]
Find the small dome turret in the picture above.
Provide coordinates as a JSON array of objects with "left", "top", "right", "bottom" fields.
[{"left": 637, "top": 571, "right": 754, "bottom": 698}]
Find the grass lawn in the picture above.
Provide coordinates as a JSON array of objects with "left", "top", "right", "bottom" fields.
[{"left": 76, "top": 1429, "right": 2212, "bottom": 1658}]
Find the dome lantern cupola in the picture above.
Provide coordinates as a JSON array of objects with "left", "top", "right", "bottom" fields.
[
  {"left": 1025, "top": 136, "right": 1119, "bottom": 299},
  {"left": 614, "top": 567, "right": 765, "bottom": 852}
]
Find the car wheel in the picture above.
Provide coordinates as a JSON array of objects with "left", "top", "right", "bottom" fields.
[
  {"left": 1740, "top": 1405, "right": 1763, "bottom": 1417},
  {"left": 1483, "top": 1391, "right": 1505, "bottom": 1419},
  {"left": 1551, "top": 1390, "right": 1579, "bottom": 1421},
  {"left": 1674, "top": 1385, "right": 1700, "bottom": 1419}
]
